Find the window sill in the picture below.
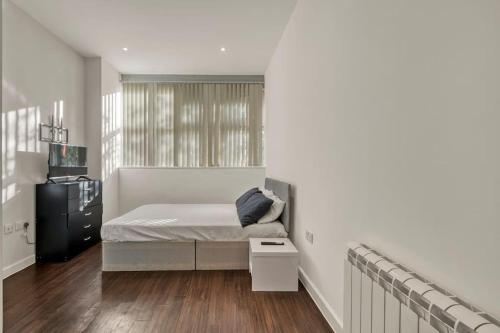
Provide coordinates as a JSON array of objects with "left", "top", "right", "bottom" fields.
[{"left": 118, "top": 166, "right": 266, "bottom": 170}]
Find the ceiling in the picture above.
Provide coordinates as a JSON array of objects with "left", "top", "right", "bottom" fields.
[{"left": 12, "top": 0, "right": 297, "bottom": 74}]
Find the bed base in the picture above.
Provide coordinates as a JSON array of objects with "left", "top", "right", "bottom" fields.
[{"left": 102, "top": 241, "right": 249, "bottom": 271}]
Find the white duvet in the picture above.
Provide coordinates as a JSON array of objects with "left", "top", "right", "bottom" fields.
[{"left": 101, "top": 204, "right": 288, "bottom": 242}]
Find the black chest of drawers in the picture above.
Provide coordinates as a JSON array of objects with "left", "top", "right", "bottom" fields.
[{"left": 36, "top": 180, "right": 103, "bottom": 262}]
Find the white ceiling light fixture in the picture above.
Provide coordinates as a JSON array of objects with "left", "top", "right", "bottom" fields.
[
  {"left": 220, "top": 47, "right": 226, "bottom": 52},
  {"left": 122, "top": 47, "right": 128, "bottom": 51}
]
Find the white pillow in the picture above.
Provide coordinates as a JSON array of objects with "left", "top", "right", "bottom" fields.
[
  {"left": 260, "top": 188, "right": 274, "bottom": 197},
  {"left": 257, "top": 191, "right": 285, "bottom": 224}
]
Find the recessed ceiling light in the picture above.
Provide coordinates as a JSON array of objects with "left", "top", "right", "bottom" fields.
[
  {"left": 122, "top": 47, "right": 128, "bottom": 51},
  {"left": 220, "top": 47, "right": 226, "bottom": 52}
]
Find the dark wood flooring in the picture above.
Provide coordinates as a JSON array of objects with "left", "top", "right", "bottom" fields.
[{"left": 4, "top": 243, "right": 333, "bottom": 333}]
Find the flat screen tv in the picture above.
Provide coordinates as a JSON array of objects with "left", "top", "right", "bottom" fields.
[{"left": 48, "top": 143, "right": 88, "bottom": 178}]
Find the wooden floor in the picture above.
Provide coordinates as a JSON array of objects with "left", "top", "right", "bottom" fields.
[{"left": 4, "top": 243, "right": 333, "bottom": 333}]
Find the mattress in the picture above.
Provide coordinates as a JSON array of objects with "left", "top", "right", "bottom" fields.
[{"left": 101, "top": 204, "right": 288, "bottom": 242}]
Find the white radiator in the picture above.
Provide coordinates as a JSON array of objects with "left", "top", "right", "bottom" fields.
[{"left": 344, "top": 243, "right": 500, "bottom": 333}]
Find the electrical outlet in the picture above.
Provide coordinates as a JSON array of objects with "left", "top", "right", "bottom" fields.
[
  {"left": 305, "top": 230, "right": 314, "bottom": 244},
  {"left": 4, "top": 223, "right": 14, "bottom": 234},
  {"left": 15, "top": 221, "right": 25, "bottom": 231}
]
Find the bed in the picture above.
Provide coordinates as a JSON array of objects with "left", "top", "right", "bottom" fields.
[{"left": 101, "top": 178, "right": 291, "bottom": 271}]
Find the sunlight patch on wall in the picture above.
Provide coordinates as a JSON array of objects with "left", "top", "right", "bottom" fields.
[
  {"left": 102, "top": 92, "right": 122, "bottom": 180},
  {"left": 2, "top": 106, "right": 41, "bottom": 203},
  {"left": 2, "top": 78, "right": 27, "bottom": 105}
]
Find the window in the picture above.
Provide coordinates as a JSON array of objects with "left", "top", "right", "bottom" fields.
[{"left": 122, "top": 82, "right": 264, "bottom": 167}]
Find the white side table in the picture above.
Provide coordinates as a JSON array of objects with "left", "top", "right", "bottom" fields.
[{"left": 249, "top": 238, "right": 299, "bottom": 291}]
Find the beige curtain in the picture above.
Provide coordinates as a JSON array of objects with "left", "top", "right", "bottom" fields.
[
  {"left": 123, "top": 82, "right": 263, "bottom": 167},
  {"left": 123, "top": 83, "right": 149, "bottom": 166}
]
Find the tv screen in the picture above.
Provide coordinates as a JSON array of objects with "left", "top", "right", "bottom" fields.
[{"left": 48, "top": 143, "right": 88, "bottom": 178}]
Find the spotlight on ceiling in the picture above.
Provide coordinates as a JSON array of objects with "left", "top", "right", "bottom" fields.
[
  {"left": 220, "top": 47, "right": 226, "bottom": 52},
  {"left": 122, "top": 47, "right": 128, "bottom": 51}
]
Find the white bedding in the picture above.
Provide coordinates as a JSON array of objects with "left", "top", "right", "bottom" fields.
[{"left": 101, "top": 204, "right": 288, "bottom": 242}]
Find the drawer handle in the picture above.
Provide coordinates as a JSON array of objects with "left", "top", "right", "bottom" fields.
[
  {"left": 83, "top": 236, "right": 91, "bottom": 241},
  {"left": 83, "top": 224, "right": 91, "bottom": 229},
  {"left": 84, "top": 212, "right": 92, "bottom": 216}
]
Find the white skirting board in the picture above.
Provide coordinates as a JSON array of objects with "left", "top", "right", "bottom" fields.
[
  {"left": 3, "top": 255, "right": 35, "bottom": 279},
  {"left": 298, "top": 266, "right": 343, "bottom": 333}
]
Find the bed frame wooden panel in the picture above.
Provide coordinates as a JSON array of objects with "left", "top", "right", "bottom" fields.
[
  {"left": 102, "top": 241, "right": 249, "bottom": 271},
  {"left": 102, "top": 241, "right": 195, "bottom": 271},
  {"left": 196, "top": 241, "right": 249, "bottom": 270}
]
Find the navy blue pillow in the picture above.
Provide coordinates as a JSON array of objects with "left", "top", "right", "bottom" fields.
[
  {"left": 235, "top": 187, "right": 260, "bottom": 208},
  {"left": 237, "top": 192, "right": 274, "bottom": 227}
]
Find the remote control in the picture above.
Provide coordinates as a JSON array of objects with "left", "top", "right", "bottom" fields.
[{"left": 261, "top": 241, "right": 285, "bottom": 245}]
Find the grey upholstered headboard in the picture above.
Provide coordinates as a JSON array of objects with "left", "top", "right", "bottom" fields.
[{"left": 264, "top": 178, "right": 291, "bottom": 233}]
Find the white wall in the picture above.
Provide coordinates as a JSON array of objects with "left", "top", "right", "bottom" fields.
[
  {"left": 100, "top": 59, "right": 121, "bottom": 221},
  {"left": 84, "top": 58, "right": 101, "bottom": 179},
  {"left": 265, "top": 0, "right": 500, "bottom": 326},
  {"left": 84, "top": 57, "right": 122, "bottom": 222},
  {"left": 119, "top": 167, "right": 265, "bottom": 214},
  {"left": 2, "top": 0, "right": 85, "bottom": 276}
]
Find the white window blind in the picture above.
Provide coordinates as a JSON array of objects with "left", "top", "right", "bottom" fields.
[{"left": 123, "top": 82, "right": 264, "bottom": 167}]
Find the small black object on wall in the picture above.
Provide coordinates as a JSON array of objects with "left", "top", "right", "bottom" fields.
[{"left": 35, "top": 179, "right": 102, "bottom": 262}]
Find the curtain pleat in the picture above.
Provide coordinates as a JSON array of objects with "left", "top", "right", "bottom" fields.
[
  {"left": 123, "top": 83, "right": 149, "bottom": 166},
  {"left": 122, "top": 82, "right": 263, "bottom": 167},
  {"left": 153, "top": 84, "right": 175, "bottom": 166}
]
